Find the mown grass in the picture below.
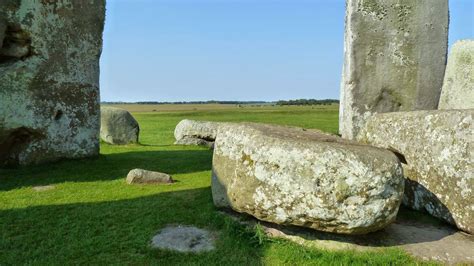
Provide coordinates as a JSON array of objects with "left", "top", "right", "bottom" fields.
[{"left": 0, "top": 105, "right": 431, "bottom": 265}]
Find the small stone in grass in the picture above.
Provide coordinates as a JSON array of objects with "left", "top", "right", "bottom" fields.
[{"left": 126, "top": 169, "right": 174, "bottom": 184}]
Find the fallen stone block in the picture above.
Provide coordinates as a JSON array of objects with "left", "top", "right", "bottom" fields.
[
  {"left": 100, "top": 106, "right": 140, "bottom": 145},
  {"left": 126, "top": 169, "right": 173, "bottom": 184},
  {"left": 212, "top": 123, "right": 405, "bottom": 235},
  {"left": 174, "top": 119, "right": 221, "bottom": 145},
  {"left": 357, "top": 109, "right": 474, "bottom": 234},
  {"left": 439, "top": 40, "right": 474, "bottom": 110}
]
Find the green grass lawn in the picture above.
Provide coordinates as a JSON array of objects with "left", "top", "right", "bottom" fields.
[{"left": 0, "top": 105, "right": 430, "bottom": 265}]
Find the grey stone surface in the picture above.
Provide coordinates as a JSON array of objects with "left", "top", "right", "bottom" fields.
[
  {"left": 0, "top": 1, "right": 105, "bottom": 166},
  {"left": 439, "top": 40, "right": 474, "bottom": 110},
  {"left": 174, "top": 119, "right": 221, "bottom": 144},
  {"left": 339, "top": 0, "right": 449, "bottom": 139},
  {"left": 212, "top": 123, "right": 404, "bottom": 235},
  {"left": 100, "top": 106, "right": 140, "bottom": 145},
  {"left": 357, "top": 109, "right": 474, "bottom": 234},
  {"left": 151, "top": 225, "right": 215, "bottom": 253},
  {"left": 126, "top": 169, "right": 173, "bottom": 184},
  {"left": 174, "top": 137, "right": 214, "bottom": 149}
]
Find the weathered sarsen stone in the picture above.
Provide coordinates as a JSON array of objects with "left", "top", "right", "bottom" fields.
[
  {"left": 100, "top": 106, "right": 140, "bottom": 145},
  {"left": 0, "top": 1, "right": 105, "bottom": 166},
  {"left": 174, "top": 119, "right": 221, "bottom": 147},
  {"left": 126, "top": 169, "right": 173, "bottom": 184},
  {"left": 439, "top": 40, "right": 474, "bottom": 110},
  {"left": 340, "top": 0, "right": 449, "bottom": 139},
  {"left": 357, "top": 110, "right": 474, "bottom": 234},
  {"left": 212, "top": 123, "right": 405, "bottom": 235}
]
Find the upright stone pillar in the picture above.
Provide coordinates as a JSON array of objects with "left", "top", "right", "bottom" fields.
[
  {"left": 438, "top": 40, "right": 474, "bottom": 110},
  {"left": 0, "top": 1, "right": 106, "bottom": 166},
  {"left": 339, "top": 0, "right": 449, "bottom": 139}
]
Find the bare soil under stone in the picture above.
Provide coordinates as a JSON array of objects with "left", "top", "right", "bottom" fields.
[{"left": 222, "top": 208, "right": 474, "bottom": 265}]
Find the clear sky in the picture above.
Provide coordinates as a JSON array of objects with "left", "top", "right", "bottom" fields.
[{"left": 100, "top": 0, "right": 474, "bottom": 102}]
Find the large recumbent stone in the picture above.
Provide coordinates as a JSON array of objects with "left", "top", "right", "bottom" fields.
[
  {"left": 212, "top": 123, "right": 405, "bottom": 235},
  {"left": 357, "top": 109, "right": 474, "bottom": 234}
]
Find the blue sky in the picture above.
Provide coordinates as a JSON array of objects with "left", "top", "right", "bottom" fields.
[{"left": 100, "top": 0, "right": 474, "bottom": 102}]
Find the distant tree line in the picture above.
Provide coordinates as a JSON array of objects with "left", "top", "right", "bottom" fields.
[
  {"left": 101, "top": 100, "right": 268, "bottom": 105},
  {"left": 276, "top": 99, "right": 339, "bottom": 106}
]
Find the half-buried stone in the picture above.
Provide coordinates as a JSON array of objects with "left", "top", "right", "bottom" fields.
[
  {"left": 212, "top": 123, "right": 405, "bottom": 235},
  {"left": 100, "top": 106, "right": 140, "bottom": 145},
  {"left": 174, "top": 119, "right": 221, "bottom": 148},
  {"left": 357, "top": 109, "right": 474, "bottom": 234}
]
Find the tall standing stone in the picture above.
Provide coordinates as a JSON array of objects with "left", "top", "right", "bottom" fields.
[
  {"left": 0, "top": 1, "right": 105, "bottom": 166},
  {"left": 438, "top": 40, "right": 474, "bottom": 110},
  {"left": 339, "top": 0, "right": 449, "bottom": 139}
]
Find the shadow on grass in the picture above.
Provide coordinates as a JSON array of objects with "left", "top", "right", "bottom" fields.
[
  {"left": 0, "top": 187, "right": 264, "bottom": 265},
  {"left": 0, "top": 149, "right": 213, "bottom": 191}
]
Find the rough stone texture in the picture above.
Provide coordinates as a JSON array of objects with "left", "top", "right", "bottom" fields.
[
  {"left": 151, "top": 225, "right": 215, "bottom": 253},
  {"left": 126, "top": 169, "right": 173, "bottom": 184},
  {"left": 357, "top": 110, "right": 474, "bottom": 234},
  {"left": 100, "top": 106, "right": 140, "bottom": 145},
  {"left": 339, "top": 0, "right": 449, "bottom": 139},
  {"left": 174, "top": 137, "right": 214, "bottom": 149},
  {"left": 0, "top": 1, "right": 105, "bottom": 166},
  {"left": 439, "top": 40, "right": 474, "bottom": 110},
  {"left": 212, "top": 123, "right": 405, "bottom": 235},
  {"left": 174, "top": 119, "right": 221, "bottom": 144}
]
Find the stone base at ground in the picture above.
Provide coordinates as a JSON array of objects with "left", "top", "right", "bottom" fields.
[
  {"left": 212, "top": 123, "right": 404, "bottom": 235},
  {"left": 438, "top": 40, "right": 474, "bottom": 110},
  {"left": 151, "top": 225, "right": 215, "bottom": 253},
  {"left": 221, "top": 209, "right": 474, "bottom": 265},
  {"left": 357, "top": 109, "right": 474, "bottom": 234},
  {"left": 100, "top": 106, "right": 140, "bottom": 145},
  {"left": 174, "top": 137, "right": 214, "bottom": 149}
]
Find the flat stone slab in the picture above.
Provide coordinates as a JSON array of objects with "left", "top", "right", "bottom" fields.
[
  {"left": 223, "top": 210, "right": 474, "bottom": 265},
  {"left": 151, "top": 225, "right": 215, "bottom": 253},
  {"left": 32, "top": 185, "right": 55, "bottom": 192}
]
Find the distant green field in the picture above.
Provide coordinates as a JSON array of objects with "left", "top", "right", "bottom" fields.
[{"left": 0, "top": 105, "right": 427, "bottom": 265}]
